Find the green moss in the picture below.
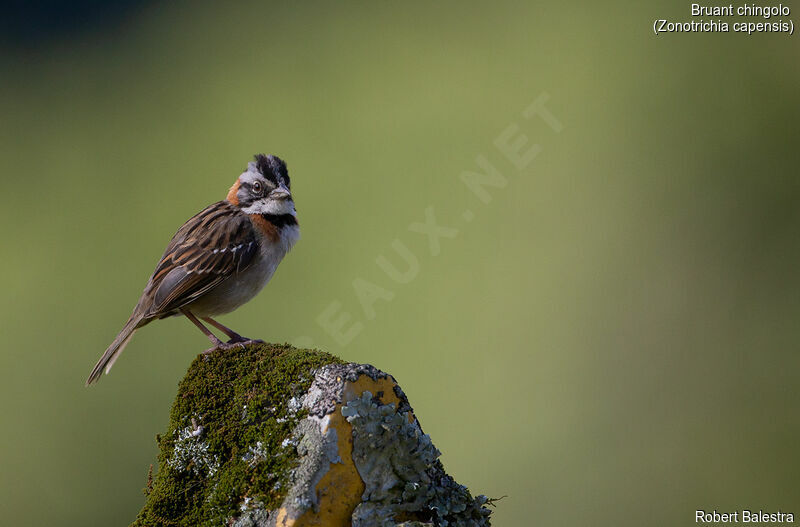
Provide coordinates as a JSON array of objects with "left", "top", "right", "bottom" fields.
[{"left": 131, "top": 343, "right": 344, "bottom": 527}]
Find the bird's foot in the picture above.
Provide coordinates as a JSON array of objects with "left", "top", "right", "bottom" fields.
[
  {"left": 226, "top": 336, "right": 264, "bottom": 346},
  {"left": 202, "top": 338, "right": 264, "bottom": 355},
  {"left": 202, "top": 341, "right": 240, "bottom": 355}
]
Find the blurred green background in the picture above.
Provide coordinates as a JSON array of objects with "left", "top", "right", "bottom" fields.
[{"left": 1, "top": 1, "right": 799, "bottom": 525}]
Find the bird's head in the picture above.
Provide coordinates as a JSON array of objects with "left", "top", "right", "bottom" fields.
[{"left": 227, "top": 154, "right": 295, "bottom": 217}]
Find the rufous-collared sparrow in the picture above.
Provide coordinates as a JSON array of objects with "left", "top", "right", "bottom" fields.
[{"left": 86, "top": 154, "right": 300, "bottom": 385}]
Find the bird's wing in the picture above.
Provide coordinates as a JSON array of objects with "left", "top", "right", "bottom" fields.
[{"left": 137, "top": 201, "right": 259, "bottom": 318}]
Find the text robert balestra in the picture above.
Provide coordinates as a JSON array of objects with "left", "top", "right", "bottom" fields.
[{"left": 696, "top": 510, "right": 794, "bottom": 523}]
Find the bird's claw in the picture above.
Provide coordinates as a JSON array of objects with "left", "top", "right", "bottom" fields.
[
  {"left": 202, "top": 338, "right": 264, "bottom": 356},
  {"left": 226, "top": 336, "right": 264, "bottom": 345},
  {"left": 202, "top": 342, "right": 238, "bottom": 355}
]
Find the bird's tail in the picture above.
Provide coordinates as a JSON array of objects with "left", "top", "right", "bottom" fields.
[{"left": 86, "top": 315, "right": 143, "bottom": 386}]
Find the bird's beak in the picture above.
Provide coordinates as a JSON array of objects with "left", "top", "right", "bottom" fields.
[{"left": 269, "top": 185, "right": 291, "bottom": 201}]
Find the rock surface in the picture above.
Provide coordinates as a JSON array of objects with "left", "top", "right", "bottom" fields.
[{"left": 132, "top": 344, "right": 492, "bottom": 526}]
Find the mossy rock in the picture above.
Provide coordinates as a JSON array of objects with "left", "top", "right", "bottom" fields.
[{"left": 132, "top": 343, "right": 492, "bottom": 526}]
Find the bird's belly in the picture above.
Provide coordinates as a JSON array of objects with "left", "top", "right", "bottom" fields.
[{"left": 186, "top": 250, "right": 281, "bottom": 317}]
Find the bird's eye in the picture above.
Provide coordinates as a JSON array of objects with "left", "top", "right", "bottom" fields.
[{"left": 252, "top": 181, "right": 263, "bottom": 195}]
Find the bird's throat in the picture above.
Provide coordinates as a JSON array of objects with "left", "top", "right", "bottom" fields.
[{"left": 248, "top": 213, "right": 297, "bottom": 243}]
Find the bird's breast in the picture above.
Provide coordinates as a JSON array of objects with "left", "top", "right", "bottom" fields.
[{"left": 185, "top": 224, "right": 299, "bottom": 317}]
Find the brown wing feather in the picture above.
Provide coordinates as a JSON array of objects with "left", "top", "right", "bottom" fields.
[{"left": 135, "top": 201, "right": 259, "bottom": 319}]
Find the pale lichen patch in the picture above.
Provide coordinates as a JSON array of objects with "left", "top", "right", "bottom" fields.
[
  {"left": 167, "top": 422, "right": 221, "bottom": 477},
  {"left": 242, "top": 441, "right": 269, "bottom": 468},
  {"left": 343, "top": 391, "right": 491, "bottom": 527}
]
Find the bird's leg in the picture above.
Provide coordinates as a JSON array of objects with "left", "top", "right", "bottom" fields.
[
  {"left": 203, "top": 316, "right": 264, "bottom": 346},
  {"left": 181, "top": 309, "right": 235, "bottom": 354}
]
